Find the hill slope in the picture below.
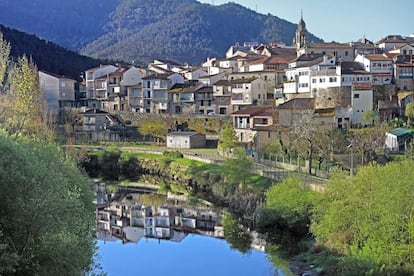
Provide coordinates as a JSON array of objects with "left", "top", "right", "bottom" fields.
[
  {"left": 0, "top": 0, "right": 323, "bottom": 65},
  {"left": 80, "top": 0, "right": 322, "bottom": 65},
  {"left": 0, "top": 0, "right": 119, "bottom": 50},
  {"left": 1, "top": 24, "right": 103, "bottom": 81}
]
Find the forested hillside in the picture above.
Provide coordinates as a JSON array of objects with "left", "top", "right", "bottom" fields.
[
  {"left": 0, "top": 0, "right": 119, "bottom": 50},
  {"left": 81, "top": 0, "right": 322, "bottom": 65},
  {"left": 0, "top": 0, "right": 323, "bottom": 66},
  {"left": 0, "top": 25, "right": 103, "bottom": 81}
]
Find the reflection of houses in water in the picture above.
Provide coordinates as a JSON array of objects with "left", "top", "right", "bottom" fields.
[{"left": 97, "top": 196, "right": 224, "bottom": 244}]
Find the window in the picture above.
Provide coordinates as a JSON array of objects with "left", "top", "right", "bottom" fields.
[
  {"left": 345, "top": 51, "right": 349, "bottom": 56},
  {"left": 312, "top": 78, "right": 317, "bottom": 83},
  {"left": 329, "top": 77, "right": 337, "bottom": 83},
  {"left": 354, "top": 93, "right": 360, "bottom": 99},
  {"left": 319, "top": 78, "right": 325, "bottom": 83}
]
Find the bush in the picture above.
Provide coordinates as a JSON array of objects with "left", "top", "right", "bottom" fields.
[{"left": 163, "top": 150, "right": 184, "bottom": 159}]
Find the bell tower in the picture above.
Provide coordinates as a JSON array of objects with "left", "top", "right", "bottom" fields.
[{"left": 293, "top": 11, "right": 307, "bottom": 50}]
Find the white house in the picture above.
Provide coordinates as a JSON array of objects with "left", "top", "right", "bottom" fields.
[
  {"left": 166, "top": 131, "right": 206, "bottom": 149},
  {"left": 354, "top": 54, "right": 393, "bottom": 85},
  {"left": 120, "top": 66, "right": 147, "bottom": 111},
  {"left": 212, "top": 79, "right": 232, "bottom": 115},
  {"left": 284, "top": 54, "right": 336, "bottom": 97},
  {"left": 183, "top": 67, "right": 209, "bottom": 81},
  {"left": 84, "top": 65, "right": 118, "bottom": 108},
  {"left": 377, "top": 35, "right": 409, "bottom": 52},
  {"left": 230, "top": 77, "right": 267, "bottom": 110},
  {"left": 38, "top": 71, "right": 76, "bottom": 118},
  {"left": 351, "top": 83, "right": 374, "bottom": 126},
  {"left": 142, "top": 73, "right": 184, "bottom": 114},
  {"left": 388, "top": 43, "right": 414, "bottom": 56}
]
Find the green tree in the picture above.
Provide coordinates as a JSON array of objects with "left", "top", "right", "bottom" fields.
[
  {"left": 256, "top": 177, "right": 316, "bottom": 236},
  {"left": 405, "top": 102, "right": 414, "bottom": 127},
  {"left": 218, "top": 119, "right": 237, "bottom": 156},
  {"left": 222, "top": 212, "right": 252, "bottom": 254},
  {"left": 311, "top": 161, "right": 414, "bottom": 272},
  {"left": 362, "top": 109, "right": 378, "bottom": 126},
  {"left": 222, "top": 147, "right": 253, "bottom": 192},
  {"left": 0, "top": 32, "right": 10, "bottom": 91},
  {"left": 0, "top": 134, "right": 95, "bottom": 275},
  {"left": 264, "top": 136, "right": 284, "bottom": 157},
  {"left": 2, "top": 55, "right": 49, "bottom": 138}
]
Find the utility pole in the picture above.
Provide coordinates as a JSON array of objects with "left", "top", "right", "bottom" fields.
[{"left": 347, "top": 139, "right": 354, "bottom": 177}]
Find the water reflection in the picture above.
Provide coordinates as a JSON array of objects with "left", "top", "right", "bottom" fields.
[
  {"left": 95, "top": 180, "right": 224, "bottom": 245},
  {"left": 93, "top": 180, "right": 285, "bottom": 276}
]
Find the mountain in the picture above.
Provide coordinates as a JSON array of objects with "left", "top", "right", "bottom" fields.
[
  {"left": 0, "top": 0, "right": 323, "bottom": 65},
  {"left": 0, "top": 0, "right": 119, "bottom": 50},
  {"left": 0, "top": 24, "right": 103, "bottom": 81}
]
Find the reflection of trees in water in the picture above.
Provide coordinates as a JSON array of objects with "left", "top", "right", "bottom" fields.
[{"left": 222, "top": 213, "right": 252, "bottom": 254}]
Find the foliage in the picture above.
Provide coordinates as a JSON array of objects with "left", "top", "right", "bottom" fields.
[
  {"left": 0, "top": 32, "right": 10, "bottom": 91},
  {"left": 264, "top": 137, "right": 285, "bottom": 157},
  {"left": 218, "top": 119, "right": 237, "bottom": 156},
  {"left": 222, "top": 147, "right": 253, "bottom": 190},
  {"left": 311, "top": 160, "right": 414, "bottom": 272},
  {"left": 0, "top": 134, "right": 95, "bottom": 275},
  {"left": 222, "top": 212, "right": 252, "bottom": 254},
  {"left": 1, "top": 54, "right": 52, "bottom": 138},
  {"left": 362, "top": 109, "right": 379, "bottom": 126},
  {"left": 81, "top": 150, "right": 145, "bottom": 181},
  {"left": 256, "top": 177, "right": 316, "bottom": 236},
  {"left": 163, "top": 150, "right": 184, "bottom": 159},
  {"left": 405, "top": 102, "right": 414, "bottom": 126}
]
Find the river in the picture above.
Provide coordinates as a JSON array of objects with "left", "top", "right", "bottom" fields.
[{"left": 93, "top": 181, "right": 286, "bottom": 276}]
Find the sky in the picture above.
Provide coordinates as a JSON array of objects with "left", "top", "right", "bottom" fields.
[{"left": 198, "top": 0, "right": 413, "bottom": 43}]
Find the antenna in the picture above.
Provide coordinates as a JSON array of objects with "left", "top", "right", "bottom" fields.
[{"left": 301, "top": 9, "right": 303, "bottom": 19}]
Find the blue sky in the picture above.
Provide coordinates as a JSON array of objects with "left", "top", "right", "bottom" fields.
[{"left": 198, "top": 0, "right": 413, "bottom": 43}]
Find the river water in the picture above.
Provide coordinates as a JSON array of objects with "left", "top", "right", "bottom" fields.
[
  {"left": 95, "top": 234, "right": 279, "bottom": 276},
  {"left": 93, "top": 181, "right": 286, "bottom": 276}
]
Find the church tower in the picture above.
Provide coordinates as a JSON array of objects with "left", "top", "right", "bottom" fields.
[{"left": 293, "top": 12, "right": 307, "bottom": 51}]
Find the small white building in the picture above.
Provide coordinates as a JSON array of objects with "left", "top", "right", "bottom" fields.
[
  {"left": 166, "top": 131, "right": 206, "bottom": 149},
  {"left": 384, "top": 128, "right": 414, "bottom": 153},
  {"left": 351, "top": 83, "right": 374, "bottom": 126}
]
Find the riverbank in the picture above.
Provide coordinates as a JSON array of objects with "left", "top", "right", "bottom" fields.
[{"left": 74, "top": 147, "right": 324, "bottom": 275}]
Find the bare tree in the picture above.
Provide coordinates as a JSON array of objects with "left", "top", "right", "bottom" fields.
[{"left": 290, "top": 111, "right": 331, "bottom": 175}]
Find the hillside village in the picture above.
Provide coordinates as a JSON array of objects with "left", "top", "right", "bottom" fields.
[{"left": 39, "top": 16, "right": 414, "bottom": 156}]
